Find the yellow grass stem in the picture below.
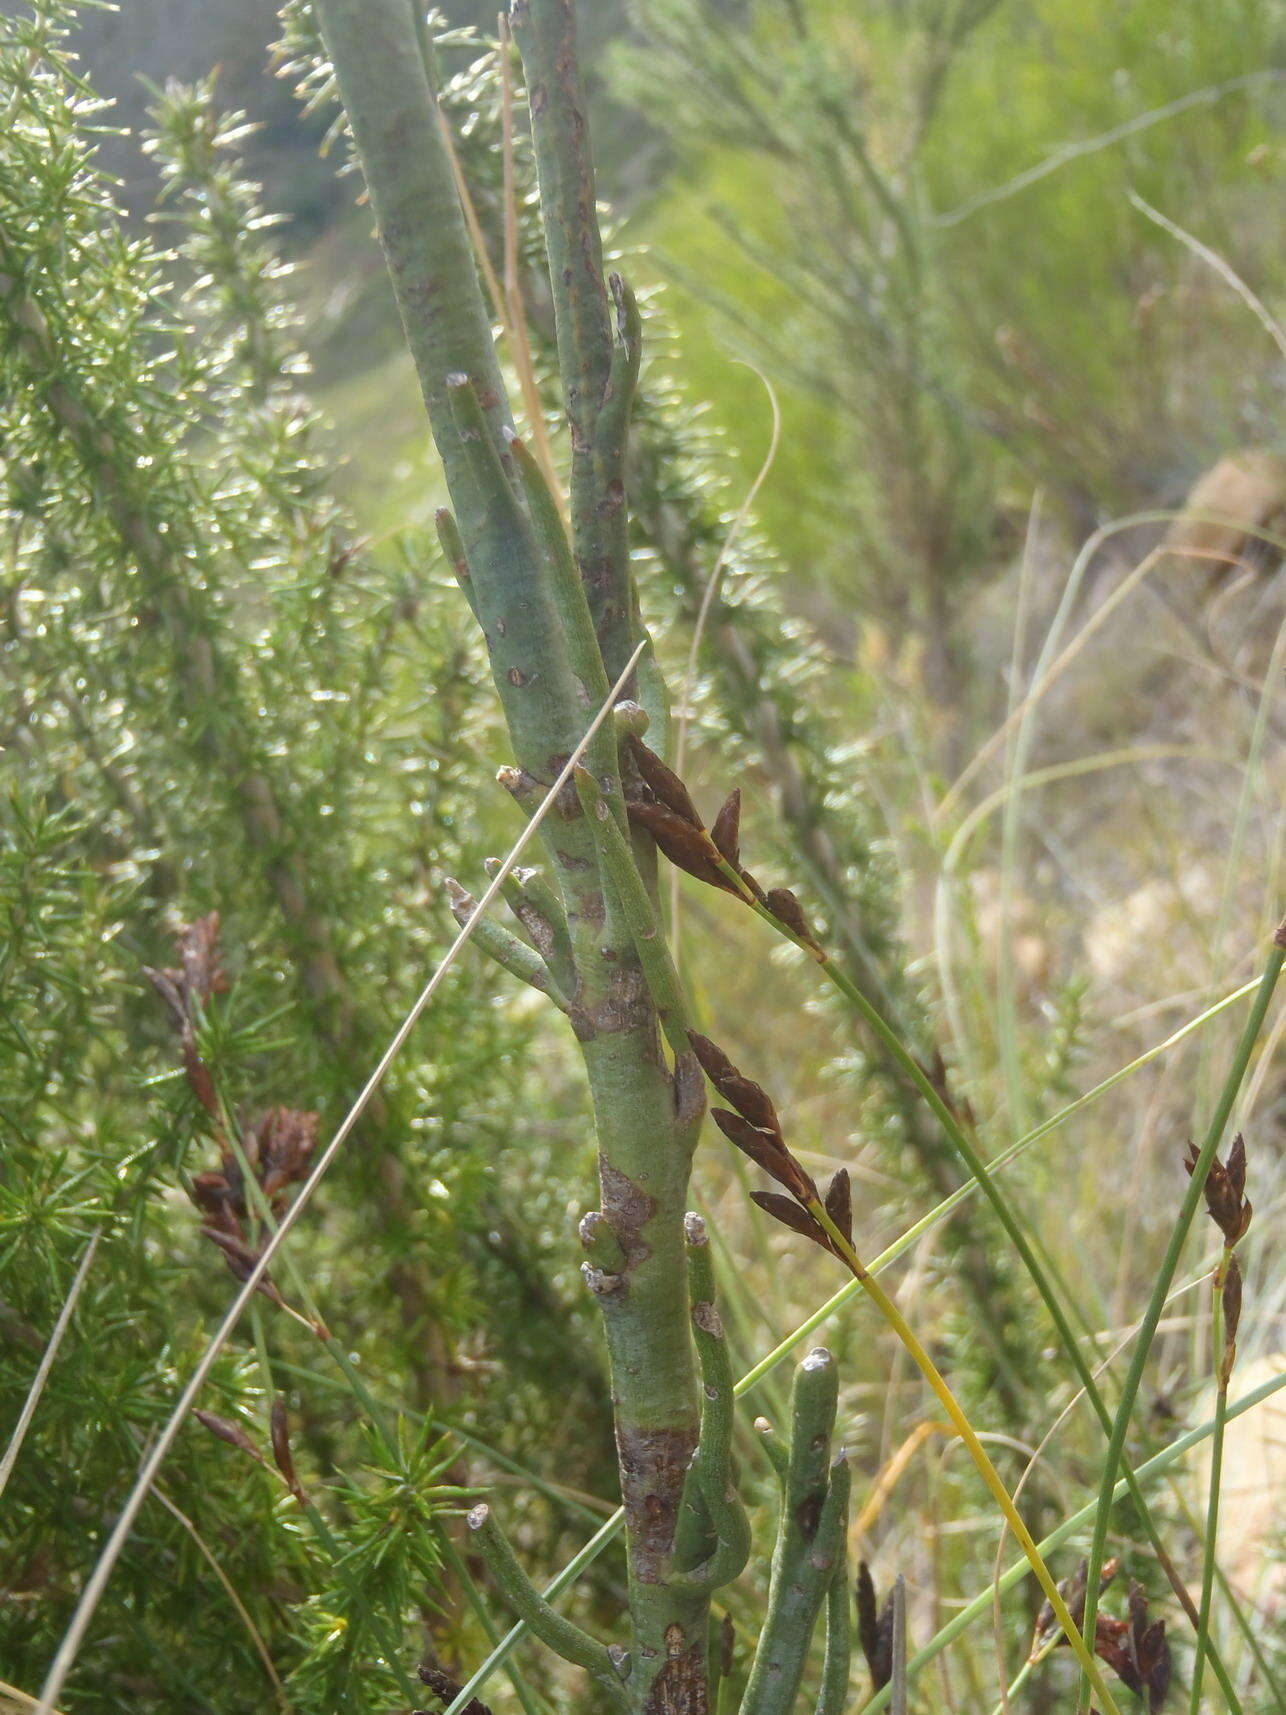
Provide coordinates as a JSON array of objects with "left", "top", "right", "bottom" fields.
[{"left": 806, "top": 1201, "right": 1124, "bottom": 1715}]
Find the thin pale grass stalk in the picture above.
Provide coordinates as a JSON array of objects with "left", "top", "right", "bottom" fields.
[
  {"left": 1241, "top": 993, "right": 1286, "bottom": 1120},
  {"left": 0, "top": 1232, "right": 99, "bottom": 1503},
  {"left": 246, "top": 1175, "right": 555, "bottom": 1714},
  {"left": 996, "top": 489, "right": 1043, "bottom": 1137},
  {"left": 434, "top": 104, "right": 505, "bottom": 321},
  {"left": 1190, "top": 1235, "right": 1240, "bottom": 1715},
  {"left": 1113, "top": 979, "right": 1253, "bottom": 1030},
  {"left": 860, "top": 1364, "right": 1286, "bottom": 1714},
  {"left": 939, "top": 520, "right": 1173, "bottom": 818},
  {"left": 935, "top": 742, "right": 1216, "bottom": 1076},
  {"left": 989, "top": 1272, "right": 1242, "bottom": 1715},
  {"left": 148, "top": 1481, "right": 292, "bottom": 1712},
  {"left": 217, "top": 1101, "right": 549, "bottom": 1709},
  {"left": 670, "top": 362, "right": 781, "bottom": 943},
  {"left": 0, "top": 1684, "right": 66, "bottom": 1715},
  {"left": 442, "top": 977, "right": 1261, "bottom": 1712},
  {"left": 1192, "top": 581, "right": 1286, "bottom": 1117},
  {"left": 432, "top": 44, "right": 562, "bottom": 506},
  {"left": 937, "top": 516, "right": 1286, "bottom": 820},
  {"left": 873, "top": 1229, "right": 939, "bottom": 1479},
  {"left": 1077, "top": 926, "right": 1286, "bottom": 1709},
  {"left": 1211, "top": 1554, "right": 1286, "bottom": 1706},
  {"left": 936, "top": 72, "right": 1284, "bottom": 227},
  {"left": 853, "top": 1420, "right": 951, "bottom": 1537},
  {"left": 1189, "top": 1342, "right": 1227, "bottom": 1715},
  {"left": 1109, "top": 1004, "right": 1194, "bottom": 1332},
  {"left": 979, "top": 535, "right": 1259, "bottom": 941},
  {"left": 31, "top": 642, "right": 647, "bottom": 1715},
  {"left": 989, "top": 1653, "right": 1039, "bottom": 1715},
  {"left": 994, "top": 531, "right": 1255, "bottom": 1166},
  {"left": 781, "top": 1199, "right": 1124, "bottom": 1710},
  {"left": 1129, "top": 190, "right": 1286, "bottom": 363},
  {"left": 722, "top": 851, "right": 1267, "bottom": 1644},
  {"left": 1204, "top": 563, "right": 1260, "bottom": 647},
  {"left": 735, "top": 974, "right": 1257, "bottom": 1391},
  {"left": 239, "top": 1256, "right": 425, "bottom": 1707}
]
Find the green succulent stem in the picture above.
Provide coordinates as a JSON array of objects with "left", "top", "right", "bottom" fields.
[
  {"left": 671, "top": 1214, "right": 752, "bottom": 1593},
  {"left": 814, "top": 1542, "right": 852, "bottom": 1715},
  {"left": 313, "top": 4, "right": 714, "bottom": 1707},
  {"left": 467, "top": 1503, "right": 629, "bottom": 1708},
  {"left": 484, "top": 860, "right": 578, "bottom": 995},
  {"left": 574, "top": 766, "right": 693, "bottom": 1056},
  {"left": 444, "top": 878, "right": 571, "bottom": 1011},
  {"left": 740, "top": 1351, "right": 848, "bottom": 1715},
  {"left": 510, "top": 0, "right": 637, "bottom": 677}
]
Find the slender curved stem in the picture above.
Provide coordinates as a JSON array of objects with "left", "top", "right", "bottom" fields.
[
  {"left": 468, "top": 1503, "right": 629, "bottom": 1708},
  {"left": 1079, "top": 928, "right": 1284, "bottom": 1703},
  {"left": 741, "top": 1353, "right": 849, "bottom": 1715},
  {"left": 719, "top": 849, "right": 1265, "bottom": 1683},
  {"left": 672, "top": 1214, "right": 751, "bottom": 1593},
  {"left": 805, "top": 1203, "right": 1122, "bottom": 1715},
  {"left": 1188, "top": 1261, "right": 1229, "bottom": 1715},
  {"left": 860, "top": 1364, "right": 1286, "bottom": 1713}
]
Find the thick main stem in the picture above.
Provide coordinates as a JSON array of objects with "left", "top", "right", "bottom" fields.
[
  {"left": 313, "top": 4, "right": 710, "bottom": 1707},
  {"left": 583, "top": 1030, "right": 708, "bottom": 1707}
]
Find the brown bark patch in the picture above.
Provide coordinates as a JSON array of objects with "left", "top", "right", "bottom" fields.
[
  {"left": 599, "top": 1156, "right": 655, "bottom": 1270},
  {"left": 644, "top": 1628, "right": 708, "bottom": 1715},
  {"left": 615, "top": 1424, "right": 694, "bottom": 1584}
]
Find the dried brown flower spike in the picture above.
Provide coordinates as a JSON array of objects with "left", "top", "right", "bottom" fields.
[
  {"left": 1032, "top": 1562, "right": 1169, "bottom": 1713},
  {"left": 623, "top": 737, "right": 826, "bottom": 954},
  {"left": 688, "top": 1031, "right": 819, "bottom": 1207},
  {"left": 1184, "top": 1131, "right": 1253, "bottom": 1383},
  {"left": 856, "top": 1560, "right": 896, "bottom": 1691},
  {"left": 1031, "top": 1555, "right": 1119, "bottom": 1652},
  {"left": 416, "top": 1665, "right": 495, "bottom": 1715},
  {"left": 1183, "top": 1132, "right": 1252, "bottom": 1246}
]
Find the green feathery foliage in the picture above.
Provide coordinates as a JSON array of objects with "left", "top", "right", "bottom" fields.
[{"left": 0, "top": 8, "right": 611, "bottom": 1705}]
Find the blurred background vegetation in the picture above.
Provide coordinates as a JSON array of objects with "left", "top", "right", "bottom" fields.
[{"left": 2, "top": 1, "right": 1284, "bottom": 1711}]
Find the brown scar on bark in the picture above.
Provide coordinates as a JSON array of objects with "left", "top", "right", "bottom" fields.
[
  {"left": 615, "top": 1423, "right": 695, "bottom": 1586},
  {"left": 599, "top": 1157, "right": 655, "bottom": 1270},
  {"left": 644, "top": 1627, "right": 708, "bottom": 1715}
]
